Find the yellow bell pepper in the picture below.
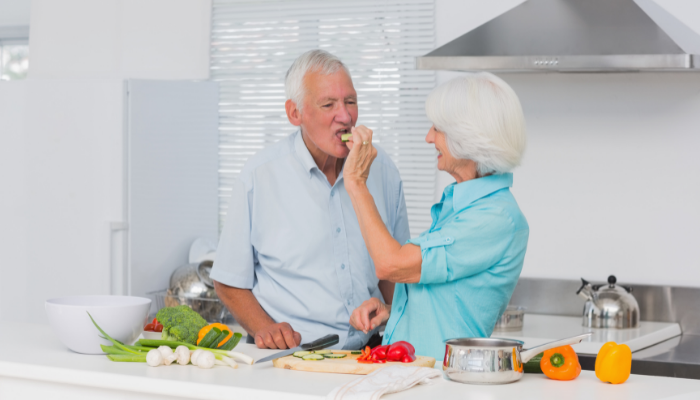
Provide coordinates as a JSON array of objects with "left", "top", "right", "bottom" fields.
[{"left": 595, "top": 342, "right": 632, "bottom": 384}]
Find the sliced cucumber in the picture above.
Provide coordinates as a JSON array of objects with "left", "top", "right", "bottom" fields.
[
  {"left": 341, "top": 133, "right": 352, "bottom": 142},
  {"left": 313, "top": 349, "right": 332, "bottom": 355},
  {"left": 350, "top": 351, "right": 362, "bottom": 355},
  {"left": 293, "top": 351, "right": 312, "bottom": 358},
  {"left": 302, "top": 354, "right": 325, "bottom": 361},
  {"left": 323, "top": 353, "right": 347, "bottom": 359}
]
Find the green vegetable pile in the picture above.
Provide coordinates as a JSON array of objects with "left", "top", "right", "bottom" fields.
[
  {"left": 87, "top": 311, "right": 250, "bottom": 367},
  {"left": 155, "top": 305, "right": 208, "bottom": 344}
]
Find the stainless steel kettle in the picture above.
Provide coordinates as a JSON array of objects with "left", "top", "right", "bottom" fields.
[{"left": 576, "top": 275, "right": 640, "bottom": 329}]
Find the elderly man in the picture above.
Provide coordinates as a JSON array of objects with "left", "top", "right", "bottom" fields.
[{"left": 210, "top": 50, "right": 410, "bottom": 350}]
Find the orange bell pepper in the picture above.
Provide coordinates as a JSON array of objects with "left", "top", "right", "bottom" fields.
[
  {"left": 540, "top": 345, "right": 581, "bottom": 381},
  {"left": 196, "top": 323, "right": 232, "bottom": 348},
  {"left": 595, "top": 342, "right": 632, "bottom": 384}
]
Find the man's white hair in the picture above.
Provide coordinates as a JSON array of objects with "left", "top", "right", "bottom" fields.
[
  {"left": 425, "top": 72, "right": 526, "bottom": 176},
  {"left": 285, "top": 49, "right": 351, "bottom": 112}
]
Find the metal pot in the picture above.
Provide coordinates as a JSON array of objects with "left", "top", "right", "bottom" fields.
[{"left": 443, "top": 333, "right": 592, "bottom": 384}]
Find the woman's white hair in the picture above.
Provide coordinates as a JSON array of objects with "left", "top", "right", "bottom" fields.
[
  {"left": 285, "top": 50, "right": 350, "bottom": 112},
  {"left": 425, "top": 72, "right": 526, "bottom": 175}
]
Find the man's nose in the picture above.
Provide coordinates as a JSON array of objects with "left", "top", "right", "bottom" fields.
[{"left": 335, "top": 104, "right": 352, "bottom": 124}]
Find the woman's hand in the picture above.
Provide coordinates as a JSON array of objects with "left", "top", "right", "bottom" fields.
[
  {"left": 343, "top": 125, "right": 377, "bottom": 189},
  {"left": 350, "top": 297, "right": 391, "bottom": 334}
]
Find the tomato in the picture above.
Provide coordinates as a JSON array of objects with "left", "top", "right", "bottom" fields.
[
  {"left": 144, "top": 323, "right": 155, "bottom": 331},
  {"left": 154, "top": 324, "right": 163, "bottom": 332}
]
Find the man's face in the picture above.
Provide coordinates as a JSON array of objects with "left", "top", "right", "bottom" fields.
[{"left": 299, "top": 70, "right": 358, "bottom": 159}]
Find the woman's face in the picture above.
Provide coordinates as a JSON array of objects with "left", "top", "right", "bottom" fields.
[{"left": 425, "top": 125, "right": 471, "bottom": 177}]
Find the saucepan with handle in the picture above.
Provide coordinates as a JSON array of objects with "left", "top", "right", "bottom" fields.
[{"left": 443, "top": 333, "right": 592, "bottom": 384}]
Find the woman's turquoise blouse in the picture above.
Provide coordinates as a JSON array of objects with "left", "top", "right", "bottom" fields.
[{"left": 381, "top": 173, "right": 529, "bottom": 361}]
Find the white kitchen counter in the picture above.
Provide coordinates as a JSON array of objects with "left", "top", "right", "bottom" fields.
[{"left": 2, "top": 322, "right": 700, "bottom": 400}]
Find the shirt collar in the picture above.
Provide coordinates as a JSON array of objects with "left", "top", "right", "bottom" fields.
[
  {"left": 452, "top": 173, "right": 513, "bottom": 211},
  {"left": 293, "top": 130, "right": 318, "bottom": 177}
]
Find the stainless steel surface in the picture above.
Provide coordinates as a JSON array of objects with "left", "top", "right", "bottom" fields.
[
  {"left": 509, "top": 277, "right": 700, "bottom": 335},
  {"left": 493, "top": 306, "right": 525, "bottom": 331},
  {"left": 442, "top": 333, "right": 591, "bottom": 384},
  {"left": 578, "top": 275, "right": 640, "bottom": 328},
  {"left": 416, "top": 0, "right": 700, "bottom": 72}
]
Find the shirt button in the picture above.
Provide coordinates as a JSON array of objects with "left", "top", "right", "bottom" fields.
[
  {"left": 331, "top": 191, "right": 334, "bottom": 197},
  {"left": 397, "top": 305, "right": 403, "bottom": 312},
  {"left": 347, "top": 299, "right": 351, "bottom": 305},
  {"left": 336, "top": 227, "right": 341, "bottom": 233},
  {"left": 341, "top": 264, "right": 345, "bottom": 270}
]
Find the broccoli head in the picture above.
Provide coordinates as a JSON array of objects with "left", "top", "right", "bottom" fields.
[{"left": 155, "top": 305, "right": 208, "bottom": 344}]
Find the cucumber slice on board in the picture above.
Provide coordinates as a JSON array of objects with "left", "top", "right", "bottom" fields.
[
  {"left": 313, "top": 349, "right": 332, "bottom": 355},
  {"left": 323, "top": 353, "right": 347, "bottom": 359},
  {"left": 302, "top": 354, "right": 325, "bottom": 361},
  {"left": 350, "top": 351, "right": 362, "bottom": 355},
  {"left": 293, "top": 351, "right": 312, "bottom": 358}
]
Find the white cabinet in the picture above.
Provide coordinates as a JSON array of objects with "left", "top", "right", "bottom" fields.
[{"left": 0, "top": 79, "right": 219, "bottom": 323}]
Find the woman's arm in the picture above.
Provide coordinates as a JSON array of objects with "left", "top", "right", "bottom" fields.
[{"left": 344, "top": 126, "right": 423, "bottom": 284}]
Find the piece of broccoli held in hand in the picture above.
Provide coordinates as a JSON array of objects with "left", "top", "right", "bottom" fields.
[{"left": 155, "top": 305, "right": 208, "bottom": 345}]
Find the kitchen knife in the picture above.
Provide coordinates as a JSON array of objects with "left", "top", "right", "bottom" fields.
[{"left": 254, "top": 334, "right": 339, "bottom": 364}]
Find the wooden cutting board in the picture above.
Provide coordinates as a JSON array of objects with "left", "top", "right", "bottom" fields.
[{"left": 272, "top": 350, "right": 436, "bottom": 375}]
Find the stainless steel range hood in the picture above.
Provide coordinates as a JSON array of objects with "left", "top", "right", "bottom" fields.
[{"left": 417, "top": 0, "right": 700, "bottom": 72}]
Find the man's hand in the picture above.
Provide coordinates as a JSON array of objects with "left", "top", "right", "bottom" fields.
[
  {"left": 350, "top": 297, "right": 391, "bottom": 334},
  {"left": 254, "top": 322, "right": 302, "bottom": 349}
]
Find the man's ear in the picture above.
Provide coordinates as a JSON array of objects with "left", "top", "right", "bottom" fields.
[{"left": 285, "top": 99, "right": 302, "bottom": 126}]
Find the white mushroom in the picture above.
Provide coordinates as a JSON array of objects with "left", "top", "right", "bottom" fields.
[
  {"left": 158, "top": 346, "right": 177, "bottom": 366},
  {"left": 197, "top": 351, "right": 215, "bottom": 369},
  {"left": 146, "top": 349, "right": 164, "bottom": 367},
  {"left": 191, "top": 349, "right": 205, "bottom": 366},
  {"left": 175, "top": 346, "right": 191, "bottom": 366}
]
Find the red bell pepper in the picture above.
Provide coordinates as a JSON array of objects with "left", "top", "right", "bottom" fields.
[
  {"left": 357, "top": 342, "right": 417, "bottom": 364},
  {"left": 387, "top": 342, "right": 416, "bottom": 363},
  {"left": 392, "top": 341, "right": 415, "bottom": 354},
  {"left": 370, "top": 345, "right": 390, "bottom": 361}
]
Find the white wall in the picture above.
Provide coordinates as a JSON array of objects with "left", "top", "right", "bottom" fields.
[
  {"left": 28, "top": 0, "right": 211, "bottom": 80},
  {"left": 434, "top": 1, "right": 700, "bottom": 287},
  {"left": 0, "top": 0, "right": 31, "bottom": 27},
  {"left": 0, "top": 81, "right": 29, "bottom": 322}
]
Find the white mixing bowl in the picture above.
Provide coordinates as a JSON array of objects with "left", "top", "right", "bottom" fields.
[{"left": 45, "top": 295, "right": 151, "bottom": 354}]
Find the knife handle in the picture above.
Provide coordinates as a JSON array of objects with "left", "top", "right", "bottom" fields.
[{"left": 300, "top": 334, "right": 339, "bottom": 351}]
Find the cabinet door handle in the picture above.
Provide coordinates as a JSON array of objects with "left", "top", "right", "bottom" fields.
[{"left": 107, "top": 221, "right": 129, "bottom": 295}]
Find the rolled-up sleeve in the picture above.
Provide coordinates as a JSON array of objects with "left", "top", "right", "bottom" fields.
[
  {"left": 210, "top": 176, "right": 256, "bottom": 289},
  {"left": 411, "top": 206, "right": 515, "bottom": 285}
]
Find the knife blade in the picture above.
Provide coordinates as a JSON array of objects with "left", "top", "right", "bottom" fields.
[{"left": 254, "top": 334, "right": 339, "bottom": 364}]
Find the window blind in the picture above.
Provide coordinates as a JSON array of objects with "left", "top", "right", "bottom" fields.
[{"left": 211, "top": 0, "right": 437, "bottom": 237}]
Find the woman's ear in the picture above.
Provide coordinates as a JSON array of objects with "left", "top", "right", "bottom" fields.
[{"left": 285, "top": 99, "right": 302, "bottom": 126}]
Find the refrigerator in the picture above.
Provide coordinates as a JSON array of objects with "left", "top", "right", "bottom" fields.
[{"left": 0, "top": 79, "right": 219, "bottom": 323}]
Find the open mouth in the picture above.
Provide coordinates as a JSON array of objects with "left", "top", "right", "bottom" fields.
[{"left": 336, "top": 128, "right": 350, "bottom": 140}]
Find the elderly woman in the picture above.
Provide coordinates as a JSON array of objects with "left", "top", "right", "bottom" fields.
[{"left": 343, "top": 72, "right": 529, "bottom": 361}]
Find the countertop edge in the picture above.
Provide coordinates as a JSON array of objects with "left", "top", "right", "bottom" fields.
[{"left": 0, "top": 361, "right": 322, "bottom": 400}]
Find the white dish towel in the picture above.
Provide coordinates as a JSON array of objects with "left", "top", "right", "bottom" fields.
[{"left": 326, "top": 366, "right": 442, "bottom": 400}]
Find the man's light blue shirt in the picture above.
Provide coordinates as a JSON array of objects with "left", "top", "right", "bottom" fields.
[
  {"left": 382, "top": 173, "right": 529, "bottom": 361},
  {"left": 211, "top": 131, "right": 410, "bottom": 349}
]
